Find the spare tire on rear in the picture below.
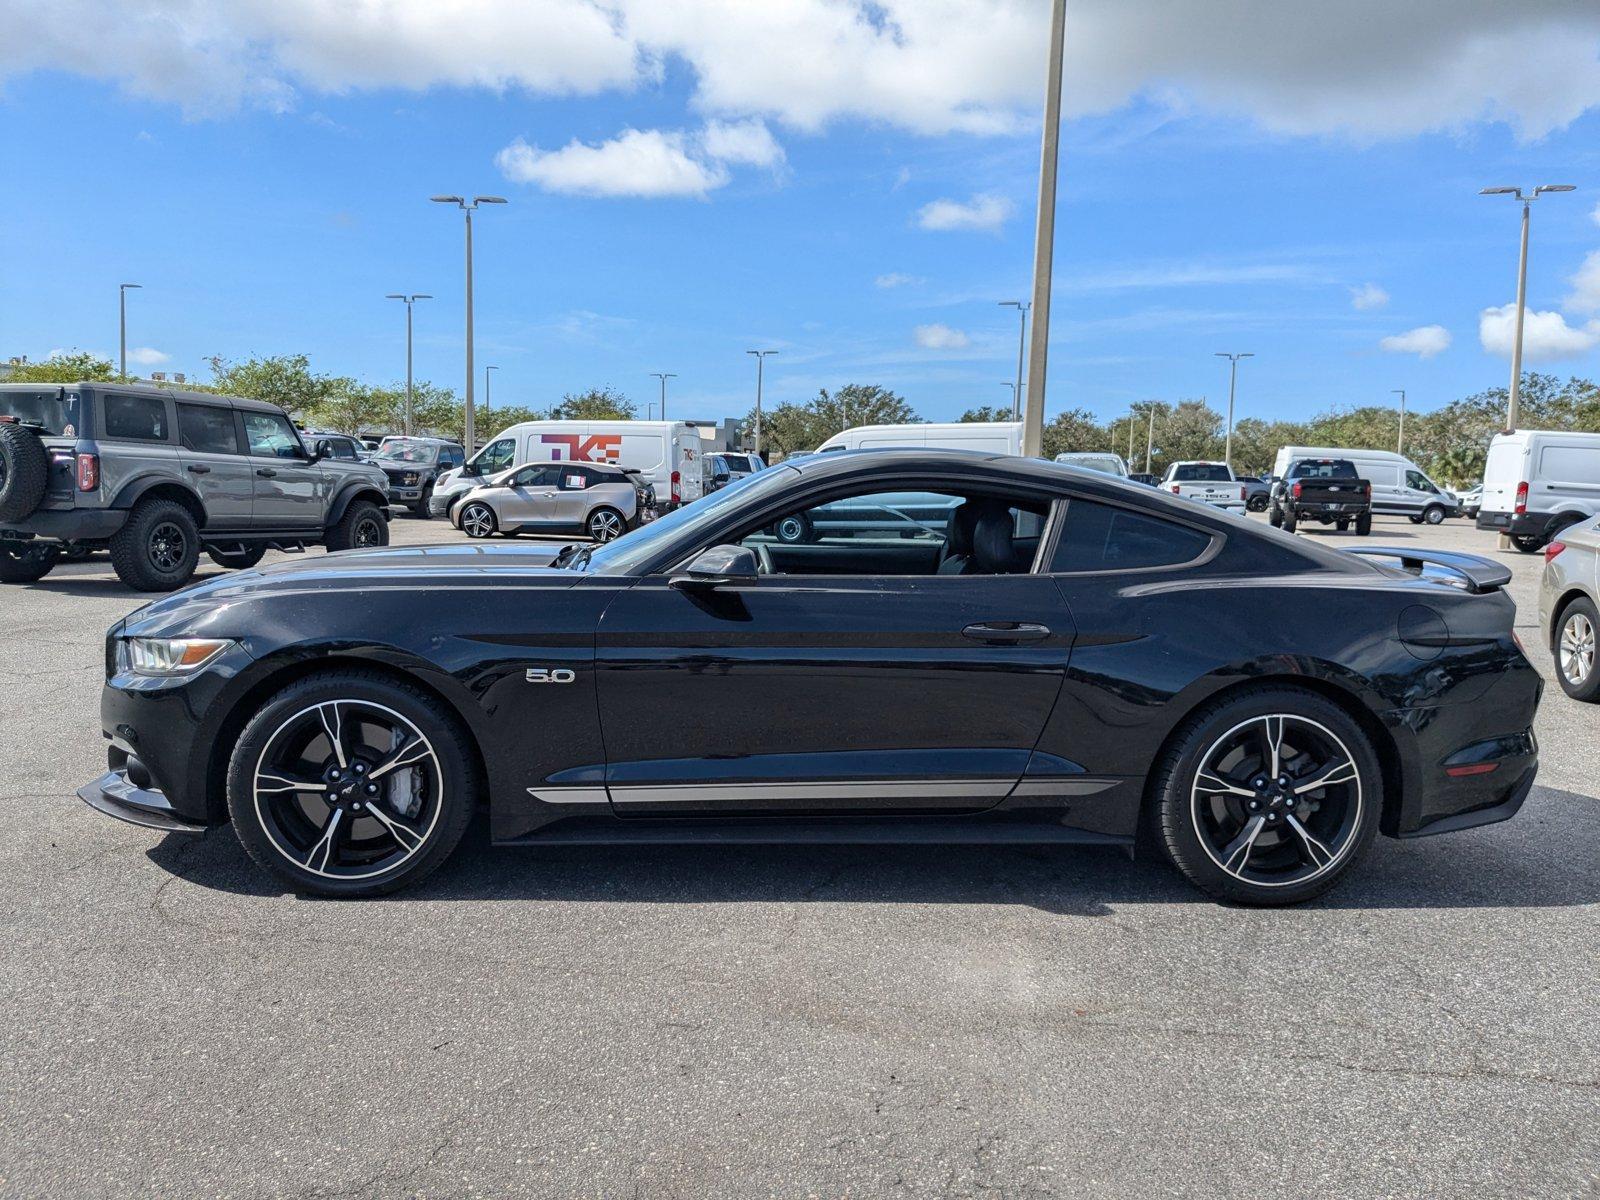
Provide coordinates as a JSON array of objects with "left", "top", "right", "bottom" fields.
[{"left": 0, "top": 424, "right": 50, "bottom": 522}]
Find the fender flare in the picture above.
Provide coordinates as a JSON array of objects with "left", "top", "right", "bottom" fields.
[
  {"left": 110, "top": 475, "right": 208, "bottom": 525},
  {"left": 326, "top": 484, "right": 391, "bottom": 527}
]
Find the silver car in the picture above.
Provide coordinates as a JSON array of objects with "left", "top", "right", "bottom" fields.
[
  {"left": 451, "top": 461, "right": 642, "bottom": 543},
  {"left": 1539, "top": 512, "right": 1600, "bottom": 701}
]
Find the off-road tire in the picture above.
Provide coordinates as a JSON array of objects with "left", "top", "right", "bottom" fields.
[
  {"left": 1268, "top": 504, "right": 1283, "bottom": 528},
  {"left": 109, "top": 498, "right": 200, "bottom": 592},
  {"left": 0, "top": 541, "right": 60, "bottom": 583},
  {"left": 1281, "top": 508, "right": 1298, "bottom": 534},
  {"left": 207, "top": 545, "right": 267, "bottom": 570},
  {"left": 410, "top": 484, "right": 433, "bottom": 520},
  {"left": 0, "top": 423, "right": 51, "bottom": 522},
  {"left": 1355, "top": 511, "right": 1372, "bottom": 536},
  {"left": 325, "top": 500, "right": 389, "bottom": 552}
]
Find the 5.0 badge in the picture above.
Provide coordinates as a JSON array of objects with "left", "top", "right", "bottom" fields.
[{"left": 525, "top": 668, "right": 576, "bottom": 684}]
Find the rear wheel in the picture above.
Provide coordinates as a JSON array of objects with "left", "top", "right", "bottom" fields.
[
  {"left": 109, "top": 498, "right": 200, "bottom": 592},
  {"left": 459, "top": 502, "right": 497, "bottom": 539},
  {"left": 774, "top": 513, "right": 813, "bottom": 544},
  {"left": 1267, "top": 505, "right": 1283, "bottom": 529},
  {"left": 226, "top": 672, "right": 478, "bottom": 897},
  {"left": 1281, "top": 509, "right": 1297, "bottom": 533},
  {"left": 0, "top": 540, "right": 60, "bottom": 583},
  {"left": 1408, "top": 515, "right": 1424, "bottom": 525},
  {"left": 1336, "top": 520, "right": 1349, "bottom": 532},
  {"left": 1246, "top": 494, "right": 1268, "bottom": 513},
  {"left": 1511, "top": 534, "right": 1545, "bottom": 554},
  {"left": 1355, "top": 511, "right": 1372, "bottom": 536},
  {"left": 1554, "top": 597, "right": 1600, "bottom": 703},
  {"left": 587, "top": 506, "right": 625, "bottom": 543},
  {"left": 1155, "top": 688, "right": 1381, "bottom": 905}
]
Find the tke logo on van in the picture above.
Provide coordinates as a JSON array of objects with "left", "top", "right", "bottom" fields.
[
  {"left": 525, "top": 668, "right": 576, "bottom": 684},
  {"left": 541, "top": 433, "right": 622, "bottom": 463}
]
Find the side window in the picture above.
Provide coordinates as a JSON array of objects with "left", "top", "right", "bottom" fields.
[
  {"left": 103, "top": 394, "right": 169, "bottom": 442},
  {"left": 334, "top": 438, "right": 359, "bottom": 460},
  {"left": 440, "top": 447, "right": 464, "bottom": 469},
  {"left": 1050, "top": 499, "right": 1212, "bottom": 573},
  {"left": 242, "top": 412, "right": 305, "bottom": 459},
  {"left": 476, "top": 438, "right": 515, "bottom": 474},
  {"left": 510, "top": 465, "right": 559, "bottom": 488},
  {"left": 177, "top": 403, "right": 239, "bottom": 454},
  {"left": 560, "top": 470, "right": 590, "bottom": 491},
  {"left": 1406, "top": 470, "right": 1435, "bottom": 493}
]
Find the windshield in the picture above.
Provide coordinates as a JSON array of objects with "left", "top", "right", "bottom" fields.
[
  {"left": 582, "top": 466, "right": 801, "bottom": 575},
  {"left": 376, "top": 440, "right": 439, "bottom": 464},
  {"left": 0, "top": 388, "right": 81, "bottom": 437}
]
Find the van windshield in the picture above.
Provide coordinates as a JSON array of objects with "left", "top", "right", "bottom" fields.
[{"left": 0, "top": 389, "right": 81, "bottom": 437}]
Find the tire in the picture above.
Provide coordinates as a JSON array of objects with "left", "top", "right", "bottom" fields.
[
  {"left": 226, "top": 670, "right": 478, "bottom": 898},
  {"left": 325, "top": 499, "right": 388, "bottom": 552},
  {"left": 109, "top": 498, "right": 200, "bottom": 592},
  {"left": 1408, "top": 515, "right": 1424, "bottom": 525},
  {"left": 1422, "top": 505, "right": 1446, "bottom": 526},
  {"left": 207, "top": 544, "right": 267, "bottom": 570},
  {"left": 1153, "top": 686, "right": 1382, "bottom": 905},
  {"left": 1281, "top": 509, "right": 1297, "bottom": 534},
  {"left": 1355, "top": 511, "right": 1372, "bottom": 537},
  {"left": 1267, "top": 505, "right": 1283, "bottom": 529},
  {"left": 1246, "top": 494, "right": 1268, "bottom": 513},
  {"left": 1553, "top": 596, "right": 1600, "bottom": 703},
  {"left": 587, "top": 506, "right": 626, "bottom": 543},
  {"left": 0, "top": 423, "right": 50, "bottom": 522},
  {"left": 774, "top": 513, "right": 813, "bottom": 544},
  {"left": 1511, "top": 534, "right": 1545, "bottom": 554},
  {"left": 1336, "top": 520, "right": 1349, "bottom": 532},
  {"left": 410, "top": 484, "right": 433, "bottom": 520},
  {"left": 458, "top": 501, "right": 497, "bottom": 539},
  {"left": 0, "top": 540, "right": 60, "bottom": 583}
]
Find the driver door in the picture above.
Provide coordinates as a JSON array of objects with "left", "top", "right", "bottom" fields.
[{"left": 593, "top": 486, "right": 1076, "bottom": 816}]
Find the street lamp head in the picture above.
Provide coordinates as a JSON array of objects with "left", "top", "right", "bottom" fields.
[
  {"left": 413, "top": 294, "right": 432, "bottom": 301},
  {"left": 431, "top": 195, "right": 465, "bottom": 205},
  {"left": 1536, "top": 184, "right": 1577, "bottom": 194},
  {"left": 121, "top": 282, "right": 142, "bottom": 290},
  {"left": 474, "top": 196, "right": 508, "bottom": 205},
  {"left": 1479, "top": 186, "right": 1519, "bottom": 196}
]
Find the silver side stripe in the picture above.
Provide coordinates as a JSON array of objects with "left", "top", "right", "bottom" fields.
[
  {"left": 526, "top": 786, "right": 610, "bottom": 805},
  {"left": 1010, "top": 779, "right": 1120, "bottom": 798},
  {"left": 528, "top": 778, "right": 1119, "bottom": 806}
]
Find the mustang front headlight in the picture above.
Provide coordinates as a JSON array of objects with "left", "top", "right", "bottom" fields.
[{"left": 120, "top": 637, "right": 234, "bottom": 676}]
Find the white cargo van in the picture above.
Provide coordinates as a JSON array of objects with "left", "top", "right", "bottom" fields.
[
  {"left": 1477, "top": 429, "right": 1600, "bottom": 551},
  {"left": 1054, "top": 451, "right": 1129, "bottom": 477},
  {"left": 1271, "top": 446, "right": 1456, "bottom": 524},
  {"left": 430, "top": 420, "right": 705, "bottom": 517},
  {"left": 816, "top": 421, "right": 1022, "bottom": 455}
]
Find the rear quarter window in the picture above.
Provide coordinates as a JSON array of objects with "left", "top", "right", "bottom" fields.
[
  {"left": 103, "top": 393, "right": 170, "bottom": 442},
  {"left": 1051, "top": 499, "right": 1212, "bottom": 572}
]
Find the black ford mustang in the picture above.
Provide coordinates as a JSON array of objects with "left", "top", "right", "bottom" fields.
[{"left": 80, "top": 449, "right": 1541, "bottom": 905}]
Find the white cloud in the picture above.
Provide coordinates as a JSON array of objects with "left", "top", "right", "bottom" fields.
[
  {"left": 1592, "top": 201, "right": 1600, "bottom": 227},
  {"left": 914, "top": 323, "right": 970, "bottom": 350},
  {"left": 875, "top": 272, "right": 923, "bottom": 289},
  {"left": 1349, "top": 283, "right": 1389, "bottom": 310},
  {"left": 698, "top": 117, "right": 784, "bottom": 168},
  {"left": 1565, "top": 250, "right": 1600, "bottom": 315},
  {"left": 1380, "top": 325, "right": 1452, "bottom": 358},
  {"left": 497, "top": 129, "right": 727, "bottom": 198},
  {"left": 127, "top": 347, "right": 170, "bottom": 366},
  {"left": 916, "top": 194, "right": 1013, "bottom": 233},
  {"left": 13, "top": 2, "right": 1598, "bottom": 139},
  {"left": 1479, "top": 303, "right": 1600, "bottom": 360}
]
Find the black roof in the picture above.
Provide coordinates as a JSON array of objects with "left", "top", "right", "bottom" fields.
[{"left": 0, "top": 380, "right": 288, "bottom": 415}]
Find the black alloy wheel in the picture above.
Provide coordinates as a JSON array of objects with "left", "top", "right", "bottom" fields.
[{"left": 0, "top": 540, "right": 60, "bottom": 583}]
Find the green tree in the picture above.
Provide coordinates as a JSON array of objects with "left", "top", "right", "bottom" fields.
[
  {"left": 959, "top": 404, "right": 1012, "bottom": 423},
  {"left": 1152, "top": 399, "right": 1224, "bottom": 468},
  {"left": 741, "top": 384, "right": 919, "bottom": 456},
  {"left": 208, "top": 354, "right": 336, "bottom": 418},
  {"left": 1039, "top": 407, "right": 1105, "bottom": 459},
  {"left": 2, "top": 351, "right": 117, "bottom": 383},
  {"left": 305, "top": 381, "right": 402, "bottom": 437},
  {"left": 550, "top": 386, "right": 636, "bottom": 421}
]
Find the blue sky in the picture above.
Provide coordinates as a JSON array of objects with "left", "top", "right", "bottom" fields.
[{"left": 4, "top": 2, "right": 1600, "bottom": 429}]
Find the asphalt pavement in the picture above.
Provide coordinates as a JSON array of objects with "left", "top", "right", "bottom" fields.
[{"left": 1, "top": 511, "right": 1596, "bottom": 1198}]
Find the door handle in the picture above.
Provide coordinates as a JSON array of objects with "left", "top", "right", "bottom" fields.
[
  {"left": 256, "top": 468, "right": 278, "bottom": 478},
  {"left": 962, "top": 621, "right": 1051, "bottom": 644},
  {"left": 186, "top": 464, "right": 211, "bottom": 475}
]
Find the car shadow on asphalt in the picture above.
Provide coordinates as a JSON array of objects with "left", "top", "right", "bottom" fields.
[{"left": 146, "top": 786, "right": 1600, "bottom": 916}]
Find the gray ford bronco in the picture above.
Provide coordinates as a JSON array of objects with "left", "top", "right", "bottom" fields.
[{"left": 0, "top": 382, "right": 392, "bottom": 591}]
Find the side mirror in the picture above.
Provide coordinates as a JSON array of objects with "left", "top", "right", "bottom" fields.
[
  {"left": 670, "top": 544, "right": 759, "bottom": 590},
  {"left": 713, "top": 472, "right": 731, "bottom": 485},
  {"left": 312, "top": 439, "right": 332, "bottom": 461},
  {"left": 462, "top": 462, "right": 479, "bottom": 477}
]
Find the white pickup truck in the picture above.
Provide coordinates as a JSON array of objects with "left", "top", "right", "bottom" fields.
[{"left": 1162, "top": 461, "right": 1247, "bottom": 513}]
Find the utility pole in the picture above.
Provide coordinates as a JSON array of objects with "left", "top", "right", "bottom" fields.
[
  {"left": 1000, "top": 382, "right": 1018, "bottom": 413},
  {"left": 1214, "top": 352, "right": 1253, "bottom": 469},
  {"left": 484, "top": 365, "right": 497, "bottom": 415},
  {"left": 998, "top": 301, "right": 1028, "bottom": 419},
  {"left": 747, "top": 350, "right": 778, "bottom": 455},
  {"left": 649, "top": 372, "right": 677, "bottom": 421},
  {"left": 385, "top": 294, "right": 431, "bottom": 436},
  {"left": 1480, "top": 184, "right": 1575, "bottom": 431},
  {"left": 1392, "top": 389, "right": 1406, "bottom": 454},
  {"left": 1022, "top": 0, "right": 1066, "bottom": 457},
  {"left": 119, "top": 283, "right": 142, "bottom": 382},
  {"left": 1145, "top": 404, "right": 1156, "bottom": 474},
  {"left": 1126, "top": 411, "right": 1135, "bottom": 463},
  {"left": 431, "top": 194, "right": 507, "bottom": 452}
]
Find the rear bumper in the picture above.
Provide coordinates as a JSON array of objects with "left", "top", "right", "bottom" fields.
[
  {"left": 1476, "top": 509, "right": 1547, "bottom": 537},
  {"left": 1290, "top": 502, "right": 1367, "bottom": 518},
  {"left": 2, "top": 508, "right": 126, "bottom": 541}
]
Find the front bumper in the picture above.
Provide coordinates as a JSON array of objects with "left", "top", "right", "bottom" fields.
[
  {"left": 77, "top": 765, "right": 206, "bottom": 834},
  {"left": 388, "top": 486, "right": 424, "bottom": 504}
]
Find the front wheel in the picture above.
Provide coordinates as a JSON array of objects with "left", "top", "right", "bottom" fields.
[
  {"left": 1554, "top": 597, "right": 1600, "bottom": 702},
  {"left": 325, "top": 500, "right": 388, "bottom": 552},
  {"left": 226, "top": 671, "right": 479, "bottom": 897},
  {"left": 0, "top": 540, "right": 60, "bottom": 583},
  {"left": 1422, "top": 505, "right": 1446, "bottom": 526},
  {"left": 459, "top": 502, "right": 497, "bottom": 539},
  {"left": 587, "top": 506, "right": 626, "bottom": 543},
  {"left": 410, "top": 484, "right": 433, "bottom": 520},
  {"left": 1154, "top": 688, "right": 1381, "bottom": 905}
]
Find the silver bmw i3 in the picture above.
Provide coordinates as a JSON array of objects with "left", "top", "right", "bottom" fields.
[{"left": 451, "top": 461, "right": 646, "bottom": 542}]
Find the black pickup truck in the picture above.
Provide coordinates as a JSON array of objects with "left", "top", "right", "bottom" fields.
[{"left": 1269, "top": 458, "right": 1372, "bottom": 535}]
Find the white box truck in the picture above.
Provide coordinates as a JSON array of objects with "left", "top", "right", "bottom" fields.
[{"left": 1477, "top": 429, "right": 1600, "bottom": 551}]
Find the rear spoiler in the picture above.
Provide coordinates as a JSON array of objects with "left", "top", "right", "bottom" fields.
[{"left": 1345, "top": 546, "right": 1512, "bottom": 594}]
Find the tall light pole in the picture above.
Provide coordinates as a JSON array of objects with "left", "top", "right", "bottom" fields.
[
  {"left": 998, "top": 301, "right": 1028, "bottom": 419},
  {"left": 1126, "top": 410, "right": 1136, "bottom": 462},
  {"left": 431, "top": 194, "right": 507, "bottom": 452},
  {"left": 1022, "top": 0, "right": 1066, "bottom": 457},
  {"left": 1480, "top": 185, "right": 1576, "bottom": 431},
  {"left": 649, "top": 372, "right": 677, "bottom": 421},
  {"left": 386, "top": 294, "right": 431, "bottom": 435},
  {"left": 1214, "top": 352, "right": 1253, "bottom": 469},
  {"left": 746, "top": 351, "right": 778, "bottom": 455},
  {"left": 119, "top": 283, "right": 142, "bottom": 382},
  {"left": 1392, "top": 389, "right": 1406, "bottom": 454},
  {"left": 484, "top": 365, "right": 497, "bottom": 416},
  {"left": 1145, "top": 404, "right": 1157, "bottom": 473},
  {"left": 1000, "top": 382, "right": 1018, "bottom": 412}
]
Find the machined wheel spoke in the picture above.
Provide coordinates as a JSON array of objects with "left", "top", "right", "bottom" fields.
[
  {"left": 1196, "top": 770, "right": 1256, "bottom": 799},
  {"left": 1292, "top": 756, "right": 1358, "bottom": 794},
  {"left": 362, "top": 801, "right": 424, "bottom": 853},
  {"left": 1284, "top": 814, "right": 1335, "bottom": 869},
  {"left": 1258, "top": 715, "right": 1285, "bottom": 778},
  {"left": 304, "top": 808, "right": 345, "bottom": 872},
  {"left": 368, "top": 737, "right": 431, "bottom": 781},
  {"left": 1220, "top": 815, "right": 1266, "bottom": 875},
  {"left": 318, "top": 702, "right": 349, "bottom": 769},
  {"left": 257, "top": 772, "right": 327, "bottom": 795}
]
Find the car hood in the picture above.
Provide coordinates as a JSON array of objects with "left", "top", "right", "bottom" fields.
[{"left": 124, "top": 542, "right": 582, "bottom": 632}]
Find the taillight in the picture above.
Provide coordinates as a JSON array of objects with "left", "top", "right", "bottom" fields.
[
  {"left": 76, "top": 453, "right": 100, "bottom": 492},
  {"left": 1239, "top": 486, "right": 1246, "bottom": 502},
  {"left": 1545, "top": 541, "right": 1567, "bottom": 564},
  {"left": 1514, "top": 481, "right": 1528, "bottom": 514},
  {"left": 1291, "top": 481, "right": 1302, "bottom": 499},
  {"left": 670, "top": 469, "right": 680, "bottom": 503},
  {"left": 1364, "top": 482, "right": 1372, "bottom": 499}
]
